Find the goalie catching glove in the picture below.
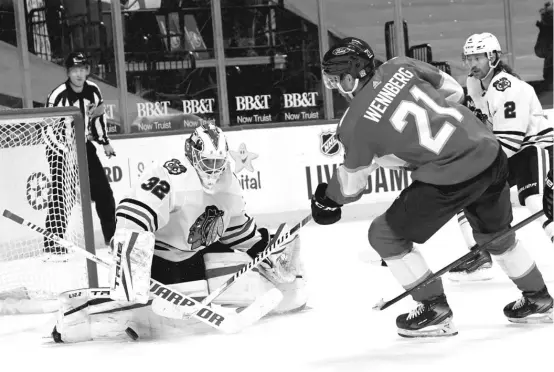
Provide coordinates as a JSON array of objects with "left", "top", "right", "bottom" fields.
[
  {"left": 247, "top": 227, "right": 301, "bottom": 285},
  {"left": 109, "top": 229, "right": 155, "bottom": 304}
]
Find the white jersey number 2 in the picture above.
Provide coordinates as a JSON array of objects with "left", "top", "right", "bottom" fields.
[{"left": 390, "top": 86, "right": 463, "bottom": 155}]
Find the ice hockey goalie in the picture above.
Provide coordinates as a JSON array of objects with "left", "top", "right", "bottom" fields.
[{"left": 52, "top": 122, "right": 308, "bottom": 343}]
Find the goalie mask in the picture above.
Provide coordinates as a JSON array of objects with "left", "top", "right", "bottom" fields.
[
  {"left": 321, "top": 37, "right": 375, "bottom": 99},
  {"left": 185, "top": 123, "right": 228, "bottom": 190},
  {"left": 462, "top": 33, "right": 502, "bottom": 78}
]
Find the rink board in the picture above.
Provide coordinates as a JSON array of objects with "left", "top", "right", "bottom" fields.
[
  {"left": 96, "top": 123, "right": 410, "bottom": 218},
  {"left": 96, "top": 108, "right": 554, "bottom": 223}
]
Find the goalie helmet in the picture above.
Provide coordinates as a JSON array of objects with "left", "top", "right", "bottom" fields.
[
  {"left": 462, "top": 33, "right": 502, "bottom": 69},
  {"left": 321, "top": 37, "right": 375, "bottom": 96},
  {"left": 185, "top": 123, "right": 228, "bottom": 190}
]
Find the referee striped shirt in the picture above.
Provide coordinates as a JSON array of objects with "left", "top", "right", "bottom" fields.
[{"left": 46, "top": 79, "right": 110, "bottom": 145}]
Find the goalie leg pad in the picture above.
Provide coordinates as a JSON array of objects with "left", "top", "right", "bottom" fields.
[
  {"left": 56, "top": 283, "right": 215, "bottom": 343},
  {"left": 55, "top": 288, "right": 141, "bottom": 343},
  {"left": 109, "top": 228, "right": 155, "bottom": 304}
]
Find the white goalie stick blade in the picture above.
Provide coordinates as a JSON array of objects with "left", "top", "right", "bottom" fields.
[
  {"left": 1, "top": 209, "right": 246, "bottom": 334},
  {"left": 232, "top": 287, "right": 284, "bottom": 330},
  {"left": 148, "top": 281, "right": 244, "bottom": 333},
  {"left": 151, "top": 286, "right": 283, "bottom": 332}
]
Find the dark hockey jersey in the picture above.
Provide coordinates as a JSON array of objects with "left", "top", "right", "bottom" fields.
[{"left": 327, "top": 57, "right": 499, "bottom": 204}]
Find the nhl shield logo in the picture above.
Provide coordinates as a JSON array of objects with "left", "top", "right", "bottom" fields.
[{"left": 320, "top": 131, "right": 341, "bottom": 156}]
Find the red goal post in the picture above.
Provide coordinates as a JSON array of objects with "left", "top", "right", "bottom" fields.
[{"left": 0, "top": 106, "right": 98, "bottom": 314}]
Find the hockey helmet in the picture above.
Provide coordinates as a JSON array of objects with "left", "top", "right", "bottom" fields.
[
  {"left": 321, "top": 37, "right": 375, "bottom": 95},
  {"left": 65, "top": 52, "right": 90, "bottom": 70},
  {"left": 462, "top": 33, "right": 502, "bottom": 68},
  {"left": 185, "top": 122, "right": 228, "bottom": 190}
]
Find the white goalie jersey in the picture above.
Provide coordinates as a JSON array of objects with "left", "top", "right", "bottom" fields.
[
  {"left": 115, "top": 155, "right": 260, "bottom": 262},
  {"left": 466, "top": 71, "right": 554, "bottom": 158}
]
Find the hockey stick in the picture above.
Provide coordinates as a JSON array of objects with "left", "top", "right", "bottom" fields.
[
  {"left": 373, "top": 210, "right": 544, "bottom": 311},
  {"left": 151, "top": 222, "right": 285, "bottom": 319},
  {"left": 179, "top": 214, "right": 312, "bottom": 318},
  {"left": 2, "top": 209, "right": 282, "bottom": 334}
]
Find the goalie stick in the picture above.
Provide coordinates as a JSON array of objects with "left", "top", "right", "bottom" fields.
[
  {"left": 373, "top": 210, "right": 544, "bottom": 311},
  {"left": 2, "top": 209, "right": 282, "bottom": 334},
  {"left": 176, "top": 214, "right": 312, "bottom": 319}
]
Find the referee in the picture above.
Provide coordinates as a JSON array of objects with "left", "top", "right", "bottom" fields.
[{"left": 44, "top": 51, "right": 116, "bottom": 251}]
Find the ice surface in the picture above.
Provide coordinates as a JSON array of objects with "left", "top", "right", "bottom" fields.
[{"left": 1, "top": 208, "right": 552, "bottom": 372}]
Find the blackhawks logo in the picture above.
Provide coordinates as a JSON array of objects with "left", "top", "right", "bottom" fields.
[
  {"left": 188, "top": 206, "right": 225, "bottom": 250},
  {"left": 320, "top": 131, "right": 341, "bottom": 156},
  {"left": 493, "top": 77, "right": 511, "bottom": 92},
  {"left": 163, "top": 159, "right": 187, "bottom": 175}
]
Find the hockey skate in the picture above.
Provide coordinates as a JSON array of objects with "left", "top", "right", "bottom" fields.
[
  {"left": 504, "top": 287, "right": 553, "bottom": 324},
  {"left": 448, "top": 250, "right": 493, "bottom": 282},
  {"left": 396, "top": 294, "right": 458, "bottom": 338}
]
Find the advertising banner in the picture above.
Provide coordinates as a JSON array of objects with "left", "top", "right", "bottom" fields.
[
  {"left": 281, "top": 92, "right": 321, "bottom": 122},
  {"left": 129, "top": 99, "right": 217, "bottom": 133},
  {"left": 97, "top": 123, "right": 413, "bottom": 216},
  {"left": 232, "top": 94, "right": 273, "bottom": 125}
]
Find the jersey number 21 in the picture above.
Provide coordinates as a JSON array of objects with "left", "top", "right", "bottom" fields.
[{"left": 390, "top": 86, "right": 463, "bottom": 155}]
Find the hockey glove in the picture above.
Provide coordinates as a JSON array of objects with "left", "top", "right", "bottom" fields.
[
  {"left": 544, "top": 169, "right": 553, "bottom": 221},
  {"left": 246, "top": 228, "right": 296, "bottom": 284},
  {"left": 311, "top": 183, "right": 342, "bottom": 225}
]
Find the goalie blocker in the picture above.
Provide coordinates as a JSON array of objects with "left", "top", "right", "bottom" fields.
[{"left": 54, "top": 227, "right": 307, "bottom": 343}]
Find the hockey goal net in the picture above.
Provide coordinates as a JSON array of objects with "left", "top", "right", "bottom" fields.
[{"left": 0, "top": 107, "right": 98, "bottom": 314}]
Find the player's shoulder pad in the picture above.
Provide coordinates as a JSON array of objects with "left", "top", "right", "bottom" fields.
[
  {"left": 85, "top": 80, "right": 101, "bottom": 90},
  {"left": 490, "top": 71, "right": 523, "bottom": 93},
  {"left": 46, "top": 82, "right": 67, "bottom": 103},
  {"left": 379, "top": 56, "right": 415, "bottom": 74},
  {"left": 388, "top": 55, "right": 412, "bottom": 65},
  {"left": 488, "top": 72, "right": 522, "bottom": 108},
  {"left": 162, "top": 158, "right": 189, "bottom": 176},
  {"left": 141, "top": 157, "right": 189, "bottom": 181}
]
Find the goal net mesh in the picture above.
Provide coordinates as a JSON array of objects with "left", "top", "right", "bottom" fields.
[{"left": 0, "top": 112, "right": 92, "bottom": 313}]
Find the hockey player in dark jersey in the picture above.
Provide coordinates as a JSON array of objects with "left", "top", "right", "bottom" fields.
[{"left": 311, "top": 37, "right": 553, "bottom": 338}]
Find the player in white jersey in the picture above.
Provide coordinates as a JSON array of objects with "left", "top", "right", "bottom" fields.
[
  {"left": 450, "top": 32, "right": 554, "bottom": 281},
  {"left": 51, "top": 122, "right": 308, "bottom": 343}
]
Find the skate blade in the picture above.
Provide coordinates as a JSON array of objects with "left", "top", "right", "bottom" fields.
[
  {"left": 42, "top": 252, "right": 75, "bottom": 263},
  {"left": 507, "top": 308, "right": 553, "bottom": 324},
  {"left": 448, "top": 267, "right": 494, "bottom": 282},
  {"left": 398, "top": 318, "right": 458, "bottom": 338}
]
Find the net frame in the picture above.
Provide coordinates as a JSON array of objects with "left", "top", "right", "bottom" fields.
[{"left": 0, "top": 106, "right": 98, "bottom": 312}]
